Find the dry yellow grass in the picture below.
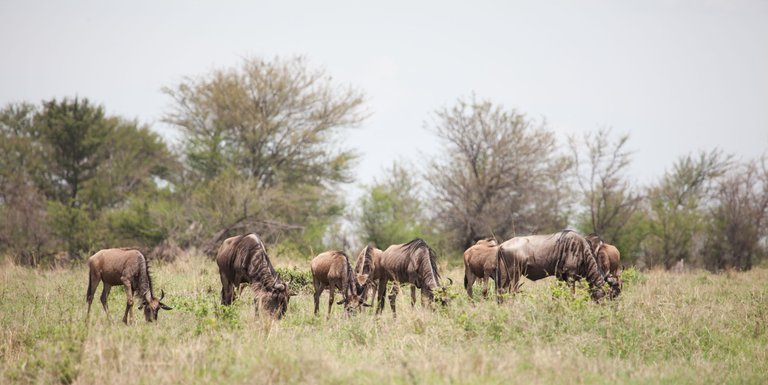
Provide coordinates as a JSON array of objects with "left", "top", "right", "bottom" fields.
[{"left": 1, "top": 253, "right": 767, "bottom": 384}]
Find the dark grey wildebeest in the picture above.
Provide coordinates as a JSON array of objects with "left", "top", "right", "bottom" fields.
[
  {"left": 216, "top": 233, "right": 293, "bottom": 319},
  {"left": 495, "top": 230, "right": 620, "bottom": 302}
]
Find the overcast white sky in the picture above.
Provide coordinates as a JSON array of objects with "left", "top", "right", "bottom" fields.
[{"left": 2, "top": 0, "right": 767, "bottom": 192}]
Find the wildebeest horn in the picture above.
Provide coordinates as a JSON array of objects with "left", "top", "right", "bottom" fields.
[
  {"left": 446, "top": 277, "right": 454, "bottom": 286},
  {"left": 273, "top": 283, "right": 285, "bottom": 291},
  {"left": 159, "top": 290, "right": 165, "bottom": 301}
]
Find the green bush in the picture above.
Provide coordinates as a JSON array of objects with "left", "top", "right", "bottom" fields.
[{"left": 275, "top": 266, "right": 313, "bottom": 294}]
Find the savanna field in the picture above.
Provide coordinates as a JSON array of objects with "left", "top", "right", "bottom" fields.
[{"left": 1, "top": 253, "right": 767, "bottom": 385}]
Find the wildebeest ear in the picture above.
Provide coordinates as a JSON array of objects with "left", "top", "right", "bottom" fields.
[
  {"left": 362, "top": 303, "right": 372, "bottom": 307},
  {"left": 159, "top": 302, "right": 172, "bottom": 310},
  {"left": 336, "top": 299, "right": 346, "bottom": 305}
]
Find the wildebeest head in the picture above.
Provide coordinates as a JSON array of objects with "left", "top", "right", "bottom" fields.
[
  {"left": 336, "top": 279, "right": 373, "bottom": 313},
  {"left": 260, "top": 279, "right": 294, "bottom": 319},
  {"left": 585, "top": 233, "right": 603, "bottom": 255},
  {"left": 606, "top": 275, "right": 621, "bottom": 299},
  {"left": 431, "top": 277, "right": 454, "bottom": 307},
  {"left": 138, "top": 290, "right": 172, "bottom": 322}
]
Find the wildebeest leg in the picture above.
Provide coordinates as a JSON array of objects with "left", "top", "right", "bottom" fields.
[
  {"left": 86, "top": 271, "right": 100, "bottom": 320},
  {"left": 327, "top": 283, "right": 336, "bottom": 318},
  {"left": 465, "top": 269, "right": 476, "bottom": 299},
  {"left": 388, "top": 283, "right": 400, "bottom": 316},
  {"left": 410, "top": 285, "right": 417, "bottom": 307},
  {"left": 313, "top": 282, "right": 324, "bottom": 316},
  {"left": 100, "top": 284, "right": 112, "bottom": 322},
  {"left": 510, "top": 265, "right": 522, "bottom": 295},
  {"left": 375, "top": 277, "right": 388, "bottom": 315},
  {"left": 220, "top": 272, "right": 234, "bottom": 305},
  {"left": 121, "top": 280, "right": 134, "bottom": 325},
  {"left": 420, "top": 287, "right": 430, "bottom": 308},
  {"left": 481, "top": 273, "right": 490, "bottom": 299}
]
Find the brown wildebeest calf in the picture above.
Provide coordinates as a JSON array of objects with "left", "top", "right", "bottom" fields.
[
  {"left": 585, "top": 234, "right": 623, "bottom": 288},
  {"left": 310, "top": 250, "right": 369, "bottom": 316},
  {"left": 463, "top": 238, "right": 499, "bottom": 299},
  {"left": 86, "top": 248, "right": 171, "bottom": 324}
]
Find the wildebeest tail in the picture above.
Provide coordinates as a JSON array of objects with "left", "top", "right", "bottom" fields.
[
  {"left": 86, "top": 271, "right": 93, "bottom": 302},
  {"left": 494, "top": 245, "right": 509, "bottom": 291}
]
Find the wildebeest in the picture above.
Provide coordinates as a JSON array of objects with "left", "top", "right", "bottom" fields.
[
  {"left": 354, "top": 244, "right": 382, "bottom": 306},
  {"left": 495, "top": 231, "right": 620, "bottom": 302},
  {"left": 585, "top": 234, "right": 623, "bottom": 289},
  {"left": 373, "top": 238, "right": 450, "bottom": 315},
  {"left": 311, "top": 250, "right": 370, "bottom": 316},
  {"left": 86, "top": 248, "right": 171, "bottom": 324},
  {"left": 215, "top": 233, "right": 293, "bottom": 319},
  {"left": 463, "top": 238, "right": 499, "bottom": 299}
]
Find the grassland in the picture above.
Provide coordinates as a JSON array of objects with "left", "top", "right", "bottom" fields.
[{"left": 1, "top": 252, "right": 767, "bottom": 385}]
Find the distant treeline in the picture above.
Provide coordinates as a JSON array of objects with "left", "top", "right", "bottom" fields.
[{"left": 1, "top": 56, "right": 766, "bottom": 270}]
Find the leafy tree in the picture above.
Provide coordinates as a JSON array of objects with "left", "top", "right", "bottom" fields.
[
  {"left": 0, "top": 103, "right": 49, "bottom": 262},
  {"left": 570, "top": 128, "right": 643, "bottom": 254},
  {"left": 357, "top": 162, "right": 426, "bottom": 248},
  {"left": 426, "top": 95, "right": 572, "bottom": 250},
  {"left": 704, "top": 157, "right": 768, "bottom": 270},
  {"left": 34, "top": 98, "right": 112, "bottom": 205},
  {"left": 163, "top": 56, "right": 365, "bottom": 186},
  {"left": 0, "top": 99, "right": 176, "bottom": 260},
  {"left": 162, "top": 56, "right": 366, "bottom": 251},
  {"left": 644, "top": 150, "right": 731, "bottom": 268},
  {"left": 81, "top": 118, "right": 177, "bottom": 211}
]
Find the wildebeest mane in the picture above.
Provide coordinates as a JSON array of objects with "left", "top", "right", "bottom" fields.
[
  {"left": 143, "top": 252, "right": 153, "bottom": 297},
  {"left": 554, "top": 231, "right": 608, "bottom": 285},
  {"left": 402, "top": 238, "right": 441, "bottom": 288},
  {"left": 232, "top": 233, "right": 279, "bottom": 289},
  {"left": 339, "top": 251, "right": 358, "bottom": 299},
  {"left": 132, "top": 250, "right": 154, "bottom": 301},
  {"left": 355, "top": 244, "right": 375, "bottom": 276}
]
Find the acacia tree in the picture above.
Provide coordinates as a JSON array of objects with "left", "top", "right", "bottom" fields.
[
  {"left": 570, "top": 128, "right": 642, "bottom": 251},
  {"left": 162, "top": 56, "right": 366, "bottom": 251},
  {"left": 704, "top": 157, "right": 768, "bottom": 270},
  {"left": 644, "top": 150, "right": 731, "bottom": 268},
  {"left": 426, "top": 95, "right": 572, "bottom": 250}
]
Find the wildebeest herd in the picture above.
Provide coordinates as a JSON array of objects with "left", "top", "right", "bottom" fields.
[{"left": 84, "top": 230, "right": 622, "bottom": 324}]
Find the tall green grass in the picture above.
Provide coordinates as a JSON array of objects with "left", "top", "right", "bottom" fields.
[{"left": 1, "top": 254, "right": 766, "bottom": 384}]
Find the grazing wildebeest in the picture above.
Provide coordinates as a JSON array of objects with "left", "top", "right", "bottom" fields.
[
  {"left": 495, "top": 231, "right": 620, "bottom": 302},
  {"left": 86, "top": 248, "right": 171, "bottom": 324},
  {"left": 354, "top": 244, "right": 382, "bottom": 306},
  {"left": 215, "top": 233, "right": 293, "bottom": 319},
  {"left": 463, "top": 238, "right": 499, "bottom": 299},
  {"left": 311, "top": 250, "right": 370, "bottom": 316},
  {"left": 585, "top": 234, "right": 623, "bottom": 289},
  {"left": 374, "top": 238, "right": 450, "bottom": 316}
]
